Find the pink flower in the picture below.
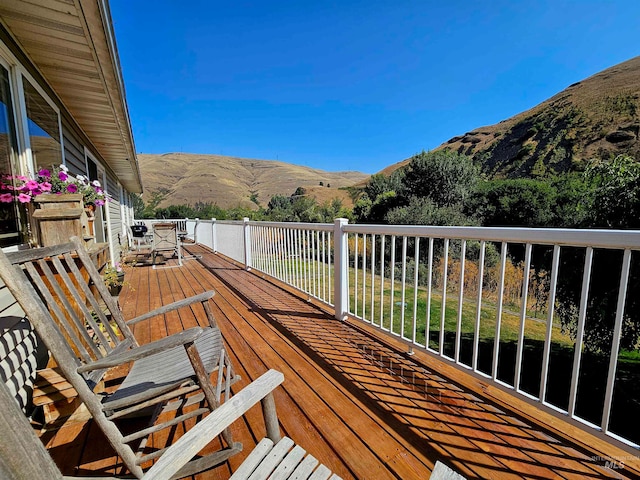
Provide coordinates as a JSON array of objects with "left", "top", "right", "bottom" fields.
[
  {"left": 95, "top": 199, "right": 105, "bottom": 206},
  {"left": 38, "top": 169, "right": 51, "bottom": 178},
  {"left": 25, "top": 180, "right": 39, "bottom": 191},
  {"left": 58, "top": 171, "right": 68, "bottom": 182},
  {"left": 17, "top": 193, "right": 31, "bottom": 203},
  {"left": 40, "top": 182, "right": 52, "bottom": 192},
  {"left": 66, "top": 184, "right": 78, "bottom": 193},
  {"left": 0, "top": 193, "right": 13, "bottom": 203}
]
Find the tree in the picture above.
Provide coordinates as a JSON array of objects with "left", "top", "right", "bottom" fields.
[
  {"left": 468, "top": 178, "right": 556, "bottom": 227},
  {"left": 363, "top": 173, "right": 403, "bottom": 201},
  {"left": 403, "top": 150, "right": 480, "bottom": 208},
  {"left": 583, "top": 155, "right": 640, "bottom": 229},
  {"left": 266, "top": 195, "right": 293, "bottom": 221},
  {"left": 130, "top": 193, "right": 145, "bottom": 219},
  {"left": 555, "top": 155, "right": 640, "bottom": 353},
  {"left": 354, "top": 171, "right": 405, "bottom": 223},
  {"left": 154, "top": 204, "right": 194, "bottom": 219},
  {"left": 385, "top": 197, "right": 471, "bottom": 226},
  {"left": 141, "top": 188, "right": 169, "bottom": 218},
  {"left": 548, "top": 172, "right": 591, "bottom": 228}
]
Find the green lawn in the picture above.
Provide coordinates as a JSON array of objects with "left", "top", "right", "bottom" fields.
[{"left": 346, "top": 264, "right": 573, "bottom": 349}]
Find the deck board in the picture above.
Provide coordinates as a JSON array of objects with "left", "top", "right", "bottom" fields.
[{"left": 40, "top": 245, "right": 638, "bottom": 479}]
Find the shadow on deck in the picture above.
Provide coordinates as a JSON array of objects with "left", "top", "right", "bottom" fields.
[{"left": 39, "top": 244, "right": 638, "bottom": 479}]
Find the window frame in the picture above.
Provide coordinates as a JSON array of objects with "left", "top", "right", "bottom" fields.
[
  {"left": 0, "top": 55, "right": 23, "bottom": 249},
  {"left": 0, "top": 38, "right": 66, "bottom": 249},
  {"left": 17, "top": 69, "right": 65, "bottom": 176}
]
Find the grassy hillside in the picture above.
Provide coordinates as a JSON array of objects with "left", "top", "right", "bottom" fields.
[
  {"left": 380, "top": 56, "right": 640, "bottom": 178},
  {"left": 138, "top": 153, "right": 368, "bottom": 209}
]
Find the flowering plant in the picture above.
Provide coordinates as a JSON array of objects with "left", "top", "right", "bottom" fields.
[
  {"left": 103, "top": 262, "right": 125, "bottom": 288},
  {"left": 0, "top": 164, "right": 108, "bottom": 206}
]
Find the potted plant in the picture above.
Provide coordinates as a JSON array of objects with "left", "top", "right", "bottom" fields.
[{"left": 103, "top": 262, "right": 126, "bottom": 296}]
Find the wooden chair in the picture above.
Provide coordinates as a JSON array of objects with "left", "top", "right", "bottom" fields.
[
  {"left": 1, "top": 369, "right": 344, "bottom": 480},
  {"left": 152, "top": 222, "right": 182, "bottom": 266},
  {"left": 0, "top": 236, "right": 240, "bottom": 479}
]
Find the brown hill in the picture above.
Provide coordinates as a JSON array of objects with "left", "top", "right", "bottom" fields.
[
  {"left": 380, "top": 56, "right": 640, "bottom": 178},
  {"left": 138, "top": 153, "right": 368, "bottom": 209}
]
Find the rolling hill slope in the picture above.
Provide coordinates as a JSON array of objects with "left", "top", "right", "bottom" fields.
[
  {"left": 380, "top": 56, "right": 640, "bottom": 178},
  {"left": 138, "top": 153, "right": 367, "bottom": 209}
]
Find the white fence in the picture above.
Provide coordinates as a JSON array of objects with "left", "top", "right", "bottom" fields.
[{"left": 136, "top": 216, "right": 640, "bottom": 449}]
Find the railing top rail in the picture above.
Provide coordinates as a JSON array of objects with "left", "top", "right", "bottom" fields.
[
  {"left": 342, "top": 224, "right": 640, "bottom": 249},
  {"left": 137, "top": 217, "right": 640, "bottom": 249},
  {"left": 247, "top": 221, "right": 334, "bottom": 232},
  {"left": 136, "top": 218, "right": 186, "bottom": 223},
  {"left": 215, "top": 220, "right": 244, "bottom": 225}
]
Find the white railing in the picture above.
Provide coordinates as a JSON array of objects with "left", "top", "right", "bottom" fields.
[
  {"left": 340, "top": 223, "right": 640, "bottom": 446},
  {"left": 248, "top": 221, "right": 335, "bottom": 306},
  {"left": 213, "top": 220, "right": 245, "bottom": 264},
  {"left": 143, "top": 216, "right": 640, "bottom": 449}
]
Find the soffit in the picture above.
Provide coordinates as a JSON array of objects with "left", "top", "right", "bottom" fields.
[{"left": 0, "top": 0, "right": 142, "bottom": 193}]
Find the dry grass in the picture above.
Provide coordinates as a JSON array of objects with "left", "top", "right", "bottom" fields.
[
  {"left": 139, "top": 153, "right": 368, "bottom": 209},
  {"left": 379, "top": 55, "right": 640, "bottom": 178}
]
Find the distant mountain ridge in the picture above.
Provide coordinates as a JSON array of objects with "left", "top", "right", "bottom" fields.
[
  {"left": 138, "top": 153, "right": 368, "bottom": 209},
  {"left": 380, "top": 56, "right": 640, "bottom": 178}
]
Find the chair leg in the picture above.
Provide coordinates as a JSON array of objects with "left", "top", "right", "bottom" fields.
[{"left": 185, "top": 343, "right": 236, "bottom": 448}]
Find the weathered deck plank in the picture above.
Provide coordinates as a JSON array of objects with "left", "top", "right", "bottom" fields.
[{"left": 39, "top": 246, "right": 638, "bottom": 479}]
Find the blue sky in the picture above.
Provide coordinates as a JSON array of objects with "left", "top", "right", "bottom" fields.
[{"left": 111, "top": 1, "right": 640, "bottom": 174}]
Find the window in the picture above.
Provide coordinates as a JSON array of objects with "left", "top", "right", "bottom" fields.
[
  {"left": 23, "top": 77, "right": 61, "bottom": 172},
  {"left": 0, "top": 64, "right": 22, "bottom": 247},
  {"left": 0, "top": 42, "right": 66, "bottom": 247}
]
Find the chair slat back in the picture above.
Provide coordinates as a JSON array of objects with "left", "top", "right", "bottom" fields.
[
  {"left": 152, "top": 223, "right": 178, "bottom": 253},
  {"left": 2, "top": 238, "right": 137, "bottom": 381}
]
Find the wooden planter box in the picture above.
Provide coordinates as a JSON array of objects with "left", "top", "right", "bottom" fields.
[{"left": 31, "top": 194, "right": 88, "bottom": 247}]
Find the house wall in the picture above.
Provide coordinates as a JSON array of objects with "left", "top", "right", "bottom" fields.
[
  {"left": 106, "top": 170, "right": 123, "bottom": 260},
  {"left": 62, "top": 123, "right": 87, "bottom": 175},
  {"left": 0, "top": 21, "right": 136, "bottom": 411}
]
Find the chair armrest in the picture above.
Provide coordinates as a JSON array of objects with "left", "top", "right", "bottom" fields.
[
  {"left": 77, "top": 327, "right": 204, "bottom": 373},
  {"left": 143, "top": 369, "right": 285, "bottom": 480},
  {"left": 126, "top": 291, "right": 215, "bottom": 326}
]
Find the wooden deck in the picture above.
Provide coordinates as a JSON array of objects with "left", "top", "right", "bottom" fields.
[{"left": 39, "top": 245, "right": 639, "bottom": 479}]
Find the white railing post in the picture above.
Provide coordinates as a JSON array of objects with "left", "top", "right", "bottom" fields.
[
  {"left": 334, "top": 218, "right": 349, "bottom": 321},
  {"left": 211, "top": 218, "right": 217, "bottom": 252},
  {"left": 243, "top": 217, "right": 252, "bottom": 270},
  {"left": 193, "top": 217, "right": 199, "bottom": 244}
]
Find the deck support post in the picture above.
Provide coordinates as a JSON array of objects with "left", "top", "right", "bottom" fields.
[
  {"left": 334, "top": 218, "right": 349, "bottom": 321},
  {"left": 243, "top": 217, "right": 252, "bottom": 270}
]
